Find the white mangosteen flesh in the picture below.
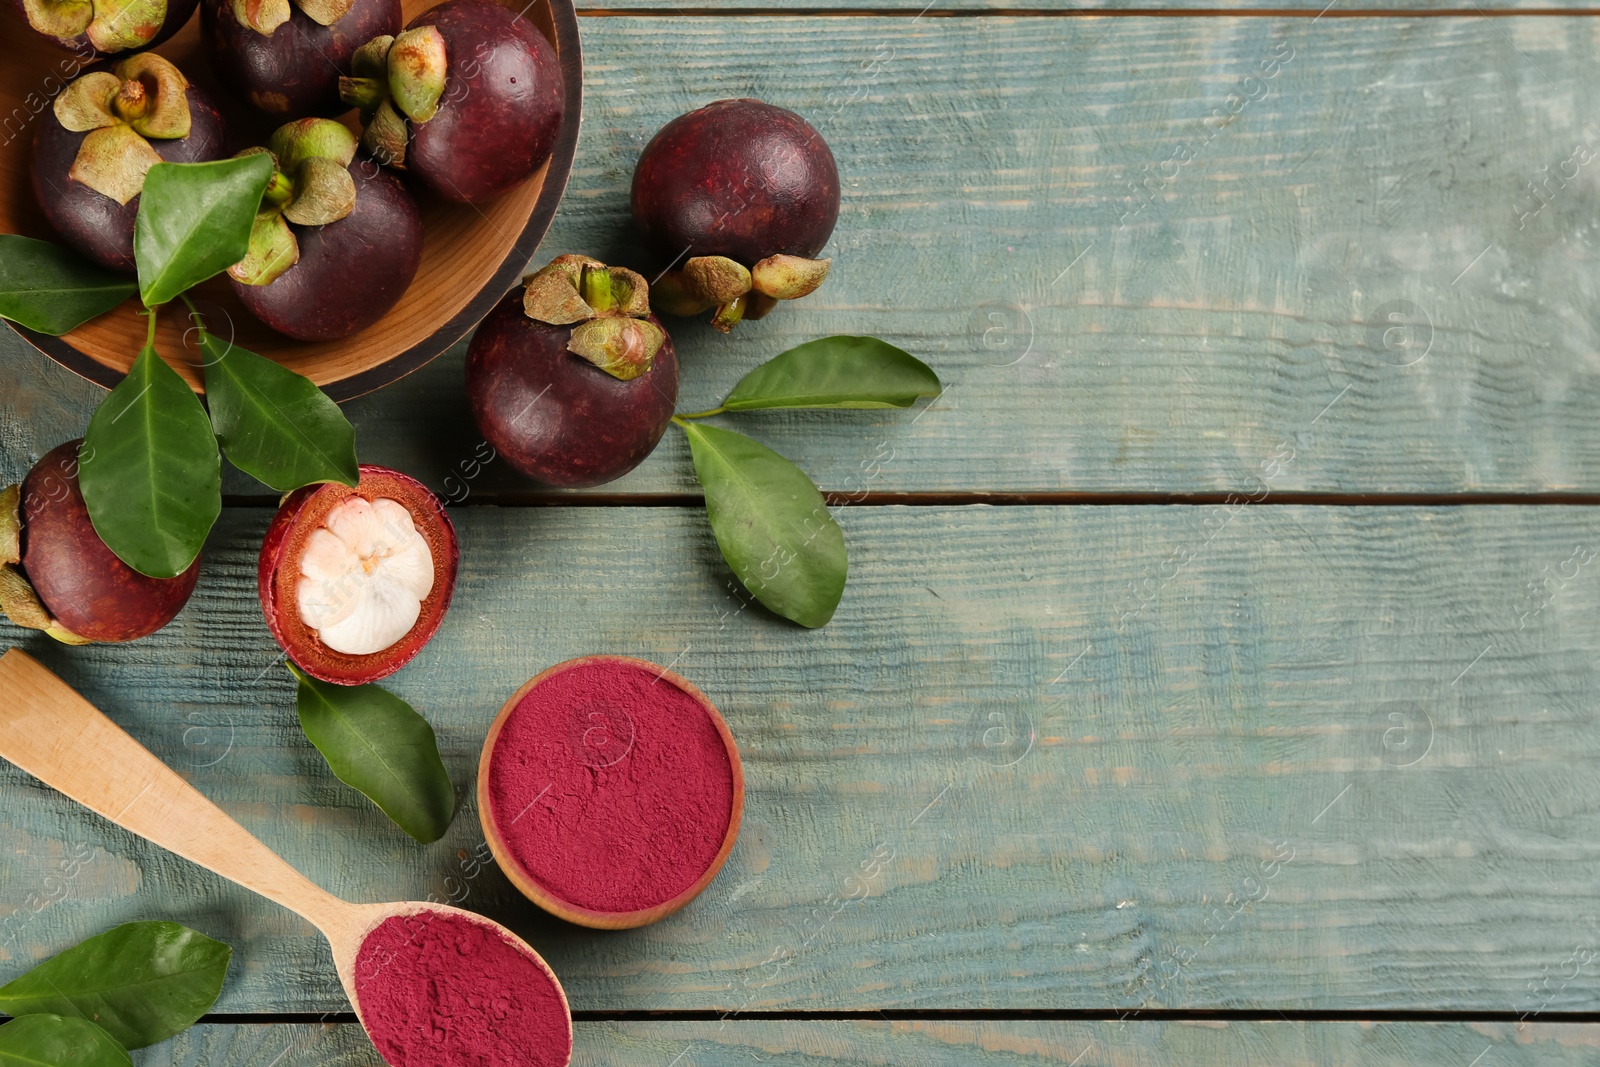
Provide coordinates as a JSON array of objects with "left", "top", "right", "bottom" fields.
[{"left": 295, "top": 497, "right": 435, "bottom": 656}]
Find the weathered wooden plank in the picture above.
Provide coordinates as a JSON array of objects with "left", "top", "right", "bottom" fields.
[
  {"left": 4, "top": 504, "right": 1600, "bottom": 1012},
  {"left": 10, "top": 16, "right": 1600, "bottom": 495},
  {"left": 581, "top": 0, "right": 1600, "bottom": 11},
  {"left": 144, "top": 1020, "right": 1600, "bottom": 1066}
]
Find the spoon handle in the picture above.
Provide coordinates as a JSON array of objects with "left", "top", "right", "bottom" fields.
[{"left": 0, "top": 648, "right": 349, "bottom": 931}]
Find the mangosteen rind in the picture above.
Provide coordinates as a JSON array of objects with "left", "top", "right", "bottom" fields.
[{"left": 466, "top": 287, "right": 680, "bottom": 489}]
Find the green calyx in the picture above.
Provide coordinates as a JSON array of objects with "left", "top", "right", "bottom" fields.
[
  {"left": 229, "top": 119, "right": 358, "bottom": 287},
  {"left": 24, "top": 0, "right": 166, "bottom": 52},
  {"left": 339, "top": 27, "right": 449, "bottom": 167},
  {"left": 228, "top": 0, "right": 353, "bottom": 34},
  {"left": 54, "top": 54, "right": 191, "bottom": 206},
  {"left": 0, "top": 484, "right": 90, "bottom": 645},
  {"left": 660, "top": 253, "right": 832, "bottom": 334},
  {"left": 521, "top": 255, "right": 666, "bottom": 381}
]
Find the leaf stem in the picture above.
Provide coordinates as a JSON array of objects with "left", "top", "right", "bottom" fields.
[
  {"left": 177, "top": 291, "right": 203, "bottom": 328},
  {"left": 675, "top": 407, "right": 726, "bottom": 420},
  {"left": 143, "top": 304, "right": 158, "bottom": 349},
  {"left": 670, "top": 414, "right": 693, "bottom": 431}
]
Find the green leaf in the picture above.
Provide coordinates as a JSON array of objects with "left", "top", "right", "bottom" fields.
[
  {"left": 79, "top": 329, "right": 221, "bottom": 578},
  {"left": 291, "top": 665, "right": 456, "bottom": 844},
  {"left": 721, "top": 336, "right": 942, "bottom": 411},
  {"left": 682, "top": 421, "right": 846, "bottom": 628},
  {"left": 0, "top": 1016, "right": 131, "bottom": 1067},
  {"left": 196, "top": 318, "right": 359, "bottom": 492},
  {"left": 0, "top": 922, "right": 229, "bottom": 1050},
  {"left": 134, "top": 155, "right": 274, "bottom": 308},
  {"left": 0, "top": 237, "right": 137, "bottom": 335}
]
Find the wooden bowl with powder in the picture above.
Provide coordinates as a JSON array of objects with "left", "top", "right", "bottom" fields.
[{"left": 478, "top": 655, "right": 745, "bottom": 929}]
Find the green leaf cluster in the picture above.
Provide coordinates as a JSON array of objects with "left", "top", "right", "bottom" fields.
[
  {"left": 0, "top": 921, "right": 231, "bottom": 1062},
  {"left": 0, "top": 157, "right": 357, "bottom": 577},
  {"left": 677, "top": 335, "right": 941, "bottom": 628}
]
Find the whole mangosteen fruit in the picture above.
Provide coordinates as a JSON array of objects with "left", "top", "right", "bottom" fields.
[
  {"left": 226, "top": 118, "right": 422, "bottom": 341},
  {"left": 338, "top": 0, "right": 565, "bottom": 204},
  {"left": 0, "top": 440, "right": 199, "bottom": 644},
  {"left": 12, "top": 0, "right": 200, "bottom": 57},
  {"left": 31, "top": 54, "right": 227, "bottom": 272},
  {"left": 259, "top": 465, "right": 458, "bottom": 685},
  {"left": 466, "top": 255, "right": 678, "bottom": 488},
  {"left": 200, "top": 0, "right": 402, "bottom": 119},
  {"left": 631, "top": 98, "right": 839, "bottom": 332}
]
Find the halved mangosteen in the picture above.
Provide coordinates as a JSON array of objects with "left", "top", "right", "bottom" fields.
[{"left": 259, "top": 465, "right": 457, "bottom": 685}]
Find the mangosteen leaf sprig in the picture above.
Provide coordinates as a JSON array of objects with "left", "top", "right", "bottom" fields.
[
  {"left": 0, "top": 921, "right": 231, "bottom": 1051},
  {"left": 186, "top": 301, "right": 360, "bottom": 493},
  {"left": 0, "top": 236, "right": 138, "bottom": 335},
  {"left": 0, "top": 155, "right": 363, "bottom": 579},
  {"left": 78, "top": 309, "right": 223, "bottom": 580},
  {"left": 670, "top": 335, "right": 941, "bottom": 629},
  {"left": 289, "top": 665, "right": 457, "bottom": 844}
]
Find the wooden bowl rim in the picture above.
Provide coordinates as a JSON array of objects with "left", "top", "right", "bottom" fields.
[
  {"left": 477, "top": 654, "right": 747, "bottom": 931},
  {"left": 5, "top": 0, "right": 584, "bottom": 403}
]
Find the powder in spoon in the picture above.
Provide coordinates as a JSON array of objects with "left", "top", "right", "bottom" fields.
[
  {"left": 354, "top": 910, "right": 571, "bottom": 1067},
  {"left": 484, "top": 657, "right": 738, "bottom": 918}
]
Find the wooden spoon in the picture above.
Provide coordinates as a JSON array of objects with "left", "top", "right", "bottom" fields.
[{"left": 0, "top": 648, "right": 573, "bottom": 1065}]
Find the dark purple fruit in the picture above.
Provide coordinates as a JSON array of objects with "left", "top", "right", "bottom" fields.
[
  {"left": 228, "top": 118, "right": 422, "bottom": 341},
  {"left": 340, "top": 0, "right": 565, "bottom": 204},
  {"left": 200, "top": 0, "right": 402, "bottom": 119},
  {"left": 630, "top": 99, "right": 839, "bottom": 331},
  {"left": 11, "top": 0, "right": 200, "bottom": 57},
  {"left": 234, "top": 161, "right": 420, "bottom": 340},
  {"left": 31, "top": 56, "right": 227, "bottom": 272},
  {"left": 467, "top": 257, "right": 678, "bottom": 488},
  {"left": 632, "top": 99, "right": 839, "bottom": 265},
  {"left": 0, "top": 440, "right": 199, "bottom": 644}
]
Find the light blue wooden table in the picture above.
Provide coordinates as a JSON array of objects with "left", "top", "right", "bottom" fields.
[{"left": 7, "top": 1, "right": 1600, "bottom": 1062}]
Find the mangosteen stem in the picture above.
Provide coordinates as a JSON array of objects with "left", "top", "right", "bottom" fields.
[
  {"left": 339, "top": 76, "right": 387, "bottom": 112},
  {"left": 112, "top": 79, "right": 148, "bottom": 123},
  {"left": 178, "top": 294, "right": 209, "bottom": 338},
  {"left": 579, "top": 266, "right": 616, "bottom": 313},
  {"left": 669, "top": 415, "right": 694, "bottom": 432},
  {"left": 675, "top": 407, "right": 726, "bottom": 420}
]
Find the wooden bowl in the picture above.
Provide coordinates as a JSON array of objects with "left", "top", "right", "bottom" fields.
[
  {"left": 478, "top": 655, "right": 746, "bottom": 930},
  {"left": 0, "top": 0, "right": 582, "bottom": 400}
]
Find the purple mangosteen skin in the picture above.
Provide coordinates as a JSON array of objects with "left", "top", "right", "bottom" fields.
[
  {"left": 9, "top": 0, "right": 200, "bottom": 56},
  {"left": 30, "top": 83, "right": 227, "bottom": 272},
  {"left": 466, "top": 294, "right": 679, "bottom": 488},
  {"left": 631, "top": 99, "right": 840, "bottom": 266},
  {"left": 231, "top": 159, "right": 422, "bottom": 341},
  {"left": 200, "top": 0, "right": 402, "bottom": 119},
  {"left": 405, "top": 0, "right": 564, "bottom": 204}
]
